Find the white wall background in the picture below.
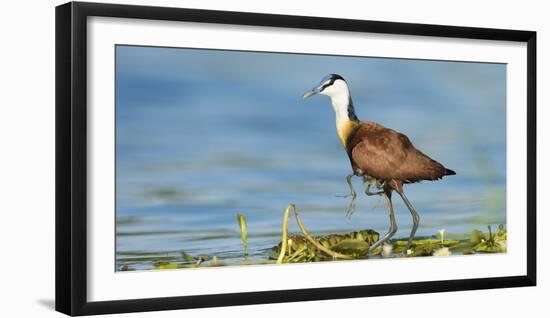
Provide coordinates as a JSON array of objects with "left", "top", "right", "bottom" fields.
[{"left": 0, "top": 0, "right": 546, "bottom": 317}]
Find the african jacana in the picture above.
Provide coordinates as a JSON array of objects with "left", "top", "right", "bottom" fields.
[{"left": 302, "top": 74, "right": 456, "bottom": 254}]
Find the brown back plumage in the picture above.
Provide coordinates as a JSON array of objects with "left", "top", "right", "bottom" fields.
[{"left": 345, "top": 121, "right": 455, "bottom": 183}]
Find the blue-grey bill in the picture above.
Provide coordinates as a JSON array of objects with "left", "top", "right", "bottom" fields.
[{"left": 302, "top": 89, "right": 319, "bottom": 100}]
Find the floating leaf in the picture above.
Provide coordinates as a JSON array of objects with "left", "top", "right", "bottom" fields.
[
  {"left": 472, "top": 225, "right": 507, "bottom": 253},
  {"left": 153, "top": 263, "right": 183, "bottom": 270},
  {"left": 471, "top": 229, "right": 486, "bottom": 245},
  {"left": 411, "top": 238, "right": 459, "bottom": 246},
  {"left": 331, "top": 239, "right": 370, "bottom": 256},
  {"left": 448, "top": 242, "right": 475, "bottom": 254},
  {"left": 408, "top": 245, "right": 435, "bottom": 257}
]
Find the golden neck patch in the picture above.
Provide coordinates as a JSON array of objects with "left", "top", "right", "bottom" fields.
[{"left": 336, "top": 120, "right": 359, "bottom": 147}]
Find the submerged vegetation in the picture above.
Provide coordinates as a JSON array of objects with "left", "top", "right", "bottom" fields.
[{"left": 118, "top": 204, "right": 507, "bottom": 271}]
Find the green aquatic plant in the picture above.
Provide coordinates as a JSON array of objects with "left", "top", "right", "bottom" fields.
[
  {"left": 472, "top": 225, "right": 507, "bottom": 253},
  {"left": 153, "top": 262, "right": 184, "bottom": 270},
  {"left": 272, "top": 228, "right": 381, "bottom": 262},
  {"left": 392, "top": 236, "right": 459, "bottom": 256},
  {"left": 276, "top": 204, "right": 353, "bottom": 264},
  {"left": 236, "top": 213, "right": 249, "bottom": 257},
  {"left": 127, "top": 204, "right": 507, "bottom": 270},
  {"left": 437, "top": 229, "right": 445, "bottom": 244},
  {"left": 180, "top": 251, "right": 195, "bottom": 262}
]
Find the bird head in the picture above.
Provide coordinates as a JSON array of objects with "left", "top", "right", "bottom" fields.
[{"left": 302, "top": 74, "right": 349, "bottom": 100}]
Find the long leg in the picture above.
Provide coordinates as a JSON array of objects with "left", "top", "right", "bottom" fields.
[
  {"left": 336, "top": 174, "right": 357, "bottom": 218},
  {"left": 368, "top": 190, "right": 397, "bottom": 255},
  {"left": 397, "top": 190, "right": 420, "bottom": 249}
]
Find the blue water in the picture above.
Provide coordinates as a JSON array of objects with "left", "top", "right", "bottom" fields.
[{"left": 115, "top": 46, "right": 506, "bottom": 270}]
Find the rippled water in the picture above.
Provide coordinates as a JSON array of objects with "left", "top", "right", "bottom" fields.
[{"left": 115, "top": 46, "right": 506, "bottom": 270}]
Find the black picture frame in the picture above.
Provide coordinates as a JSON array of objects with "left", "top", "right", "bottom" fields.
[{"left": 55, "top": 1, "right": 537, "bottom": 316}]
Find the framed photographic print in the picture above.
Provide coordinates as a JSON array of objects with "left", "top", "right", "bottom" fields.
[{"left": 55, "top": 1, "right": 536, "bottom": 316}]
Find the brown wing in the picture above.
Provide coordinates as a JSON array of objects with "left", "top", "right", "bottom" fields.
[{"left": 347, "top": 121, "right": 453, "bottom": 182}]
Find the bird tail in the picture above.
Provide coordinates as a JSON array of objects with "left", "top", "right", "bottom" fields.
[{"left": 444, "top": 168, "right": 456, "bottom": 176}]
